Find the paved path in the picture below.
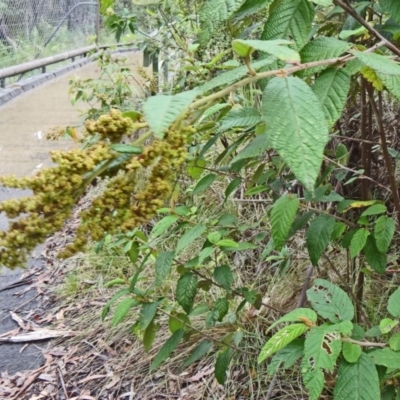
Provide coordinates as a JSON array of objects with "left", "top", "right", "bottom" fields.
[{"left": 0, "top": 51, "right": 146, "bottom": 374}]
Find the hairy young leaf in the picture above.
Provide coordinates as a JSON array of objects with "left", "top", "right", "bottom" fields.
[
  {"left": 268, "top": 308, "right": 317, "bottom": 332},
  {"left": 267, "top": 339, "right": 304, "bottom": 375},
  {"left": 112, "top": 298, "right": 140, "bottom": 326},
  {"left": 307, "top": 279, "right": 354, "bottom": 323},
  {"left": 300, "top": 38, "right": 350, "bottom": 76},
  {"left": 192, "top": 174, "right": 217, "bottom": 196},
  {"left": 271, "top": 194, "right": 299, "bottom": 250},
  {"left": 333, "top": 354, "right": 380, "bottom": 400},
  {"left": 368, "top": 348, "right": 400, "bottom": 369},
  {"left": 176, "top": 272, "right": 198, "bottom": 314},
  {"left": 233, "top": 0, "right": 272, "bottom": 21},
  {"left": 143, "top": 90, "right": 198, "bottom": 138},
  {"left": 258, "top": 323, "right": 309, "bottom": 363},
  {"left": 349, "top": 228, "right": 370, "bottom": 258},
  {"left": 306, "top": 215, "right": 336, "bottom": 266},
  {"left": 182, "top": 339, "right": 213, "bottom": 369},
  {"left": 261, "top": 0, "right": 315, "bottom": 50},
  {"left": 176, "top": 224, "right": 206, "bottom": 254},
  {"left": 388, "top": 286, "right": 400, "bottom": 318},
  {"left": 374, "top": 216, "right": 395, "bottom": 253},
  {"left": 312, "top": 68, "right": 351, "bottom": 128},
  {"left": 150, "top": 329, "right": 184, "bottom": 370},
  {"left": 151, "top": 216, "right": 179, "bottom": 238},
  {"left": 154, "top": 251, "right": 175, "bottom": 286},
  {"left": 342, "top": 341, "right": 362, "bottom": 363},
  {"left": 143, "top": 320, "right": 160, "bottom": 353},
  {"left": 214, "top": 265, "right": 234, "bottom": 291},
  {"left": 363, "top": 235, "right": 387, "bottom": 273},
  {"left": 262, "top": 77, "right": 329, "bottom": 191},
  {"left": 217, "top": 107, "right": 262, "bottom": 133},
  {"left": 352, "top": 51, "right": 400, "bottom": 76},
  {"left": 215, "top": 347, "right": 233, "bottom": 384}
]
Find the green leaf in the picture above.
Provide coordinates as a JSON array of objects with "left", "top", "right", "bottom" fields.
[
  {"left": 102, "top": 288, "right": 130, "bottom": 320},
  {"left": 258, "top": 323, "right": 309, "bottom": 363},
  {"left": 233, "top": 0, "right": 272, "bottom": 21},
  {"left": 151, "top": 216, "right": 179, "bottom": 238},
  {"left": 262, "top": 77, "right": 328, "bottom": 191},
  {"left": 381, "top": 0, "right": 400, "bottom": 24},
  {"left": 389, "top": 333, "right": 400, "bottom": 351},
  {"left": 267, "top": 339, "right": 304, "bottom": 375},
  {"left": 331, "top": 221, "right": 347, "bottom": 241},
  {"left": 349, "top": 228, "right": 370, "bottom": 258},
  {"left": 169, "top": 312, "right": 189, "bottom": 333},
  {"left": 300, "top": 38, "right": 350, "bottom": 76},
  {"left": 380, "top": 318, "right": 398, "bottom": 334},
  {"left": 261, "top": 0, "right": 315, "bottom": 50},
  {"left": 306, "top": 215, "right": 336, "bottom": 266},
  {"left": 361, "top": 204, "right": 387, "bottom": 217},
  {"left": 217, "top": 107, "right": 262, "bottom": 133},
  {"left": 110, "top": 144, "right": 143, "bottom": 154},
  {"left": 150, "top": 329, "right": 184, "bottom": 370},
  {"left": 215, "top": 347, "right": 233, "bottom": 384},
  {"left": 139, "top": 301, "right": 160, "bottom": 331},
  {"left": 268, "top": 308, "right": 317, "bottom": 332},
  {"left": 312, "top": 68, "right": 351, "bottom": 128},
  {"left": 112, "top": 298, "right": 139, "bottom": 326},
  {"left": 307, "top": 279, "right": 354, "bottom": 323},
  {"left": 176, "top": 272, "right": 198, "bottom": 314},
  {"left": 192, "top": 174, "right": 217, "bottom": 196},
  {"left": 388, "top": 287, "right": 400, "bottom": 318},
  {"left": 182, "top": 339, "right": 213, "bottom": 369},
  {"left": 198, "top": 0, "right": 245, "bottom": 45},
  {"left": 121, "top": 110, "right": 142, "bottom": 122},
  {"left": 154, "top": 251, "right": 175, "bottom": 286},
  {"left": 309, "top": 0, "right": 332, "bottom": 5},
  {"left": 214, "top": 297, "right": 229, "bottom": 321},
  {"left": 214, "top": 265, "right": 234, "bottom": 291},
  {"left": 271, "top": 194, "right": 299, "bottom": 250},
  {"left": 143, "top": 320, "right": 160, "bottom": 352},
  {"left": 302, "top": 368, "right": 324, "bottom": 400},
  {"left": 368, "top": 348, "right": 400, "bottom": 368},
  {"left": 143, "top": 90, "right": 198, "bottom": 138},
  {"left": 333, "top": 354, "right": 380, "bottom": 400},
  {"left": 217, "top": 239, "right": 238, "bottom": 248},
  {"left": 198, "top": 103, "right": 230, "bottom": 124},
  {"left": 176, "top": 224, "right": 207, "bottom": 254},
  {"left": 225, "top": 178, "right": 242, "bottom": 200},
  {"left": 231, "top": 133, "right": 270, "bottom": 163},
  {"left": 352, "top": 51, "right": 400, "bottom": 76},
  {"left": 233, "top": 39, "right": 300, "bottom": 63},
  {"left": 342, "top": 341, "right": 362, "bottom": 363},
  {"left": 374, "top": 216, "right": 395, "bottom": 253},
  {"left": 288, "top": 211, "right": 315, "bottom": 238},
  {"left": 363, "top": 235, "right": 387, "bottom": 273}
]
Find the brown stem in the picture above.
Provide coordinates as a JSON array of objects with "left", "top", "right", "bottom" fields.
[
  {"left": 342, "top": 337, "right": 386, "bottom": 348},
  {"left": 297, "top": 264, "right": 314, "bottom": 308},
  {"left": 360, "top": 79, "right": 369, "bottom": 201}
]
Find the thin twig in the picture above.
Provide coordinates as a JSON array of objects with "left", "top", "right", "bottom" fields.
[
  {"left": 343, "top": 337, "right": 386, "bottom": 348},
  {"left": 297, "top": 264, "right": 314, "bottom": 308}
]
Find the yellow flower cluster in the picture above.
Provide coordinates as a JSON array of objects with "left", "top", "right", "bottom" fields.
[{"left": 137, "top": 66, "right": 158, "bottom": 94}]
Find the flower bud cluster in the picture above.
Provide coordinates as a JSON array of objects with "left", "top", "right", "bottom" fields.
[{"left": 137, "top": 66, "right": 158, "bottom": 94}]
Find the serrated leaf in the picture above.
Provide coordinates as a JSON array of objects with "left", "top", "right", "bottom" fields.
[
  {"left": 151, "top": 216, "right": 179, "bottom": 238},
  {"left": 312, "top": 68, "right": 351, "bottom": 128},
  {"left": 231, "top": 133, "right": 270, "bottom": 163},
  {"left": 368, "top": 348, "right": 400, "bottom": 368},
  {"left": 233, "top": 39, "right": 300, "bottom": 63},
  {"left": 214, "top": 297, "right": 229, "bottom": 321},
  {"left": 150, "top": 329, "right": 184, "bottom": 370},
  {"left": 217, "top": 107, "right": 262, "bottom": 133},
  {"left": 374, "top": 216, "right": 395, "bottom": 253},
  {"left": 388, "top": 287, "right": 400, "bottom": 318},
  {"left": 176, "top": 272, "right": 198, "bottom": 314},
  {"left": 300, "top": 38, "right": 350, "bottom": 76},
  {"left": 139, "top": 301, "right": 160, "bottom": 331},
  {"left": 154, "top": 251, "right": 175, "bottom": 286},
  {"left": 363, "top": 235, "right": 387, "bottom": 273},
  {"left": 361, "top": 204, "right": 387, "bottom": 217},
  {"left": 143, "top": 90, "right": 198, "bottom": 138},
  {"left": 331, "top": 221, "right": 347, "bottom": 241},
  {"left": 143, "top": 320, "right": 160, "bottom": 352},
  {"left": 262, "top": 77, "right": 329, "bottom": 191},
  {"left": 389, "top": 333, "right": 400, "bottom": 351},
  {"left": 352, "top": 51, "right": 400, "bottom": 76},
  {"left": 288, "top": 211, "right": 315, "bottom": 238},
  {"left": 214, "top": 265, "right": 234, "bottom": 291},
  {"left": 342, "top": 341, "right": 362, "bottom": 363},
  {"left": 215, "top": 347, "right": 233, "bottom": 384},
  {"left": 267, "top": 339, "right": 304, "bottom": 375},
  {"left": 380, "top": 318, "right": 398, "bottom": 334},
  {"left": 361, "top": 66, "right": 384, "bottom": 91},
  {"left": 307, "top": 279, "right": 354, "bottom": 323},
  {"left": 233, "top": 0, "right": 272, "bottom": 21},
  {"left": 271, "top": 194, "right": 299, "bottom": 250},
  {"left": 349, "top": 228, "right": 370, "bottom": 258},
  {"left": 192, "top": 174, "right": 217, "bottom": 196},
  {"left": 258, "top": 323, "right": 309, "bottom": 363},
  {"left": 102, "top": 288, "right": 130, "bottom": 320},
  {"left": 302, "top": 368, "right": 324, "bottom": 400},
  {"left": 333, "top": 354, "right": 380, "bottom": 400},
  {"left": 217, "top": 239, "right": 238, "bottom": 248},
  {"left": 112, "top": 298, "right": 139, "bottom": 326},
  {"left": 381, "top": 0, "right": 400, "bottom": 24},
  {"left": 176, "top": 224, "right": 207, "bottom": 254},
  {"left": 198, "top": 0, "right": 245, "bottom": 45},
  {"left": 261, "top": 0, "right": 315, "bottom": 50},
  {"left": 268, "top": 308, "right": 317, "bottom": 332},
  {"left": 182, "top": 339, "right": 213, "bottom": 369},
  {"left": 306, "top": 215, "right": 336, "bottom": 266}
]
